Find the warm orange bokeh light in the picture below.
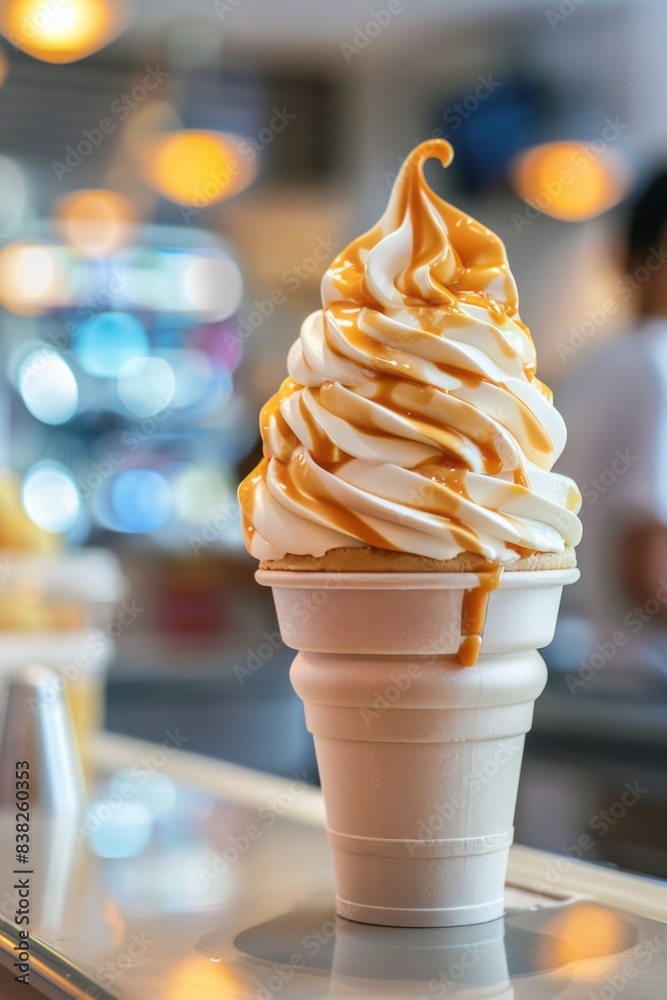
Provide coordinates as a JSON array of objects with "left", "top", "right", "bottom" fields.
[
  {"left": 141, "top": 131, "right": 257, "bottom": 208},
  {"left": 541, "top": 903, "right": 630, "bottom": 968},
  {"left": 0, "top": 242, "right": 68, "bottom": 315},
  {"left": 1, "top": 0, "right": 126, "bottom": 64},
  {"left": 56, "top": 189, "right": 137, "bottom": 258},
  {"left": 512, "top": 141, "right": 628, "bottom": 221},
  {"left": 166, "top": 956, "right": 245, "bottom": 1000}
]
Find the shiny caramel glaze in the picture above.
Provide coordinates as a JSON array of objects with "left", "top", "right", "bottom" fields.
[{"left": 458, "top": 564, "right": 504, "bottom": 665}]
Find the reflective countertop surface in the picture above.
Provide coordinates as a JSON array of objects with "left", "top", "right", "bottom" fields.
[{"left": 0, "top": 734, "right": 665, "bottom": 999}]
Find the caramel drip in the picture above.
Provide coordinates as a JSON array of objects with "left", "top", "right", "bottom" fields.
[
  {"left": 507, "top": 543, "right": 534, "bottom": 559},
  {"left": 458, "top": 564, "right": 504, "bottom": 666}
]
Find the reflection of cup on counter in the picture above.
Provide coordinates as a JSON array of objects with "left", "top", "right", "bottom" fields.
[
  {"left": 328, "top": 914, "right": 513, "bottom": 999},
  {"left": 0, "top": 549, "right": 125, "bottom": 761}
]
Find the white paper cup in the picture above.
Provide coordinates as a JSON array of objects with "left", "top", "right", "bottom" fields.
[{"left": 257, "top": 568, "right": 578, "bottom": 928}]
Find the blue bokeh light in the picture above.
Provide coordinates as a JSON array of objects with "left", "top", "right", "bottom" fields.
[
  {"left": 111, "top": 469, "right": 173, "bottom": 533},
  {"left": 77, "top": 312, "right": 149, "bottom": 377}
]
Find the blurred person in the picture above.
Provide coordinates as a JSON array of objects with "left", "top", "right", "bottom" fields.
[{"left": 556, "top": 171, "right": 667, "bottom": 689}]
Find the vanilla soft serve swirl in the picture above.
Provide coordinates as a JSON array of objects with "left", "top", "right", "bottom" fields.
[{"left": 239, "top": 139, "right": 582, "bottom": 563}]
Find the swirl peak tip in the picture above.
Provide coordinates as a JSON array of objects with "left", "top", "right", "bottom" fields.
[{"left": 403, "top": 138, "right": 454, "bottom": 176}]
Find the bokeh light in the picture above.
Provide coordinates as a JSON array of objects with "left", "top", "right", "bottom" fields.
[
  {"left": 141, "top": 130, "right": 256, "bottom": 206},
  {"left": 540, "top": 903, "right": 629, "bottom": 967},
  {"left": 173, "top": 466, "right": 228, "bottom": 522},
  {"left": 160, "top": 348, "right": 213, "bottom": 409},
  {"left": 190, "top": 322, "right": 243, "bottom": 373},
  {"left": 511, "top": 141, "right": 629, "bottom": 221},
  {"left": 1, "top": 0, "right": 127, "bottom": 64},
  {"left": 77, "top": 312, "right": 149, "bottom": 377},
  {"left": 0, "top": 470, "right": 60, "bottom": 551},
  {"left": 18, "top": 347, "right": 78, "bottom": 424},
  {"left": 111, "top": 470, "right": 172, "bottom": 533},
  {"left": 181, "top": 254, "right": 243, "bottom": 321},
  {"left": 57, "top": 188, "right": 137, "bottom": 258},
  {"left": 0, "top": 242, "right": 67, "bottom": 315},
  {"left": 117, "top": 357, "right": 175, "bottom": 417},
  {"left": 166, "top": 956, "right": 245, "bottom": 1000},
  {"left": 109, "top": 771, "right": 176, "bottom": 819},
  {"left": 205, "top": 367, "right": 234, "bottom": 414},
  {"left": 90, "top": 801, "right": 152, "bottom": 859},
  {"left": 22, "top": 462, "right": 80, "bottom": 533}
]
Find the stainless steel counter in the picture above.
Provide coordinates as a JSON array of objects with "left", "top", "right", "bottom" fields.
[{"left": 0, "top": 733, "right": 665, "bottom": 999}]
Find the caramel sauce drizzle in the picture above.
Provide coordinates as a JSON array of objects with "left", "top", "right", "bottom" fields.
[
  {"left": 458, "top": 564, "right": 504, "bottom": 666},
  {"left": 239, "top": 139, "right": 560, "bottom": 589}
]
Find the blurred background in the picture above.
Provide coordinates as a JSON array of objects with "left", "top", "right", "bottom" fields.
[{"left": 0, "top": 0, "right": 666, "bottom": 882}]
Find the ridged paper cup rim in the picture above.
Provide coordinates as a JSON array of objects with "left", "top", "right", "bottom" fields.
[{"left": 256, "top": 568, "right": 580, "bottom": 591}]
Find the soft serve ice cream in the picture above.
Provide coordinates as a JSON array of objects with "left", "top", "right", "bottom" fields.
[
  {"left": 239, "top": 139, "right": 582, "bottom": 566},
  {"left": 247, "top": 139, "right": 582, "bottom": 922}
]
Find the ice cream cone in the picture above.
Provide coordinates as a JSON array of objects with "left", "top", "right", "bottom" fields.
[
  {"left": 242, "top": 138, "right": 582, "bottom": 928},
  {"left": 257, "top": 566, "right": 578, "bottom": 928}
]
